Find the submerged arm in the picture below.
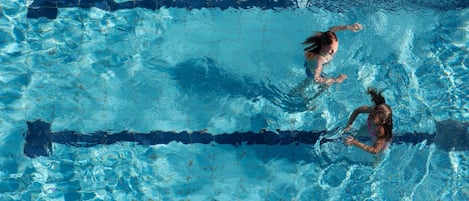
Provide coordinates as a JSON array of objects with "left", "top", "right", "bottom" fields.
[
  {"left": 345, "top": 127, "right": 388, "bottom": 154},
  {"left": 328, "top": 23, "right": 363, "bottom": 32},
  {"left": 313, "top": 58, "right": 347, "bottom": 84},
  {"left": 347, "top": 137, "right": 387, "bottom": 154}
]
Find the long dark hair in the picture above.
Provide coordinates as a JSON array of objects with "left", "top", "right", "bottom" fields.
[
  {"left": 302, "top": 31, "right": 338, "bottom": 54},
  {"left": 367, "top": 88, "right": 393, "bottom": 141}
]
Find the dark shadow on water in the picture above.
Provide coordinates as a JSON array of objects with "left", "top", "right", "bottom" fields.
[
  {"left": 169, "top": 57, "right": 307, "bottom": 112},
  {"left": 433, "top": 119, "right": 469, "bottom": 151}
]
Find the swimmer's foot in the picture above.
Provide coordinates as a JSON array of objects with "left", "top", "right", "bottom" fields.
[
  {"left": 305, "top": 99, "right": 317, "bottom": 110},
  {"left": 289, "top": 87, "right": 301, "bottom": 96}
]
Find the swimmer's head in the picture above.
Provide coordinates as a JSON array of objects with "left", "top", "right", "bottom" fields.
[
  {"left": 320, "top": 31, "right": 338, "bottom": 56},
  {"left": 370, "top": 104, "right": 392, "bottom": 126},
  {"left": 367, "top": 87, "right": 393, "bottom": 140},
  {"left": 302, "top": 31, "right": 338, "bottom": 55},
  {"left": 367, "top": 87, "right": 386, "bottom": 105}
]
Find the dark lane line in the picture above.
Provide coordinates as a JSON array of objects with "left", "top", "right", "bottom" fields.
[{"left": 23, "top": 119, "right": 454, "bottom": 158}]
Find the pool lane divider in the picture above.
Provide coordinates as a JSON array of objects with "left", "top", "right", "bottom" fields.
[
  {"left": 23, "top": 120, "right": 436, "bottom": 158},
  {"left": 26, "top": 0, "right": 469, "bottom": 20},
  {"left": 27, "top": 0, "right": 294, "bottom": 19}
]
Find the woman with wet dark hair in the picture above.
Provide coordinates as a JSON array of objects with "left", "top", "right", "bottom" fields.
[
  {"left": 344, "top": 88, "right": 393, "bottom": 154},
  {"left": 302, "top": 23, "right": 362, "bottom": 85}
]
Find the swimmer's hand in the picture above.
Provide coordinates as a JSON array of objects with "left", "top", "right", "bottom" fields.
[
  {"left": 343, "top": 125, "right": 352, "bottom": 132},
  {"left": 335, "top": 74, "right": 347, "bottom": 83},
  {"left": 324, "top": 74, "right": 347, "bottom": 85},
  {"left": 347, "top": 23, "right": 363, "bottom": 32},
  {"left": 344, "top": 136, "right": 356, "bottom": 146}
]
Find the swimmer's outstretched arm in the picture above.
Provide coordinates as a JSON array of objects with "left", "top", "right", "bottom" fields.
[
  {"left": 329, "top": 23, "right": 363, "bottom": 32},
  {"left": 344, "top": 106, "right": 372, "bottom": 131}
]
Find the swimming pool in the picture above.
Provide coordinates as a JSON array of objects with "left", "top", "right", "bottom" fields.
[{"left": 1, "top": 0, "right": 468, "bottom": 200}]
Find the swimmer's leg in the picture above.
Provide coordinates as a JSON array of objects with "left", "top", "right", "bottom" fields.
[
  {"left": 290, "top": 77, "right": 313, "bottom": 96},
  {"left": 304, "top": 84, "right": 329, "bottom": 110},
  {"left": 310, "top": 84, "right": 329, "bottom": 100}
]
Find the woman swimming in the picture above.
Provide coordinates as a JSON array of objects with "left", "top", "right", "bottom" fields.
[
  {"left": 291, "top": 23, "right": 363, "bottom": 110},
  {"left": 343, "top": 88, "right": 393, "bottom": 154},
  {"left": 302, "top": 23, "right": 363, "bottom": 85}
]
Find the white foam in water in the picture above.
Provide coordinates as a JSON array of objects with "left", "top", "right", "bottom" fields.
[
  {"left": 0, "top": 1, "right": 468, "bottom": 200},
  {"left": 449, "top": 150, "right": 460, "bottom": 174}
]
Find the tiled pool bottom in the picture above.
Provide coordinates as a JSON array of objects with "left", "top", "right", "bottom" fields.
[{"left": 2, "top": 0, "right": 467, "bottom": 200}]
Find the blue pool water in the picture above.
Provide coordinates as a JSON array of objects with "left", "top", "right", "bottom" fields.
[{"left": 1, "top": 0, "right": 468, "bottom": 200}]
